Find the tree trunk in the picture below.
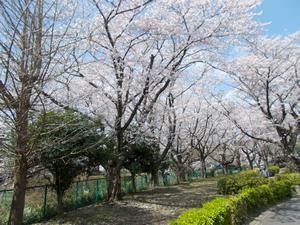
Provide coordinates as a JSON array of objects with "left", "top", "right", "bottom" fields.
[
  {"left": 245, "top": 154, "right": 253, "bottom": 169},
  {"left": 179, "top": 169, "right": 186, "bottom": 182},
  {"left": 175, "top": 164, "right": 186, "bottom": 183},
  {"left": 54, "top": 169, "right": 65, "bottom": 216},
  {"left": 150, "top": 169, "right": 159, "bottom": 187},
  {"left": 175, "top": 174, "right": 180, "bottom": 184},
  {"left": 200, "top": 159, "right": 207, "bottom": 178},
  {"left": 236, "top": 151, "right": 242, "bottom": 171},
  {"left": 223, "top": 164, "right": 229, "bottom": 175},
  {"left": 249, "top": 160, "right": 254, "bottom": 170},
  {"left": 107, "top": 124, "right": 124, "bottom": 203},
  {"left": 9, "top": 108, "right": 30, "bottom": 225},
  {"left": 130, "top": 173, "right": 136, "bottom": 193},
  {"left": 56, "top": 191, "right": 64, "bottom": 216},
  {"left": 8, "top": 155, "right": 27, "bottom": 225},
  {"left": 107, "top": 163, "right": 122, "bottom": 203},
  {"left": 116, "top": 169, "right": 122, "bottom": 200}
]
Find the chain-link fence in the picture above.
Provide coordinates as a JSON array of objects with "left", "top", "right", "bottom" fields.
[
  {"left": 0, "top": 169, "right": 240, "bottom": 225},
  {"left": 0, "top": 173, "right": 175, "bottom": 225}
]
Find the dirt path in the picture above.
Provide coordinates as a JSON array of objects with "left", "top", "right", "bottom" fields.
[{"left": 38, "top": 179, "right": 220, "bottom": 225}]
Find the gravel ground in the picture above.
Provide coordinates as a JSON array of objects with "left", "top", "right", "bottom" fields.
[{"left": 37, "top": 179, "right": 220, "bottom": 225}]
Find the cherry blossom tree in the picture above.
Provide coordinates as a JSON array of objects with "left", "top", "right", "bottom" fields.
[
  {"left": 227, "top": 34, "right": 300, "bottom": 168},
  {"left": 147, "top": 75, "right": 210, "bottom": 184},
  {"left": 170, "top": 107, "right": 191, "bottom": 182},
  {"left": 255, "top": 141, "right": 280, "bottom": 166},
  {"left": 211, "top": 143, "right": 236, "bottom": 175},
  {"left": 54, "top": 0, "right": 262, "bottom": 201},
  {"left": 230, "top": 135, "right": 260, "bottom": 170},
  {"left": 188, "top": 102, "right": 227, "bottom": 177}
]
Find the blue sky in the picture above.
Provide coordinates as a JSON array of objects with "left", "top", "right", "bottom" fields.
[{"left": 258, "top": 0, "right": 300, "bottom": 36}]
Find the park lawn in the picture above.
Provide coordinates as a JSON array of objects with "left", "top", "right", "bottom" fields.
[{"left": 36, "top": 178, "right": 221, "bottom": 225}]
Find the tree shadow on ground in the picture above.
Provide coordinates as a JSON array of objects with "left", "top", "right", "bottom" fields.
[
  {"left": 47, "top": 202, "right": 162, "bottom": 225},
  {"left": 39, "top": 180, "right": 220, "bottom": 225},
  {"left": 127, "top": 181, "right": 221, "bottom": 208}
]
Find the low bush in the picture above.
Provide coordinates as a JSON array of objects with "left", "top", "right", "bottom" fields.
[
  {"left": 275, "top": 173, "right": 300, "bottom": 185},
  {"left": 170, "top": 198, "right": 232, "bottom": 225},
  {"left": 267, "top": 165, "right": 280, "bottom": 176},
  {"left": 217, "top": 170, "right": 267, "bottom": 195},
  {"left": 239, "top": 169, "right": 260, "bottom": 177},
  {"left": 171, "top": 177, "right": 297, "bottom": 225}
]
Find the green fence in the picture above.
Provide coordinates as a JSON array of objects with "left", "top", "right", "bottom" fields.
[
  {"left": 0, "top": 173, "right": 176, "bottom": 225},
  {"left": 0, "top": 169, "right": 239, "bottom": 225}
]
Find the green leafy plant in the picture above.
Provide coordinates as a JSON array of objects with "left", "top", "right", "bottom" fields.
[
  {"left": 267, "top": 165, "right": 280, "bottom": 176},
  {"left": 170, "top": 198, "right": 232, "bottom": 225},
  {"left": 32, "top": 111, "right": 105, "bottom": 215},
  {"left": 217, "top": 170, "right": 267, "bottom": 195},
  {"left": 123, "top": 140, "right": 160, "bottom": 192},
  {"left": 238, "top": 169, "right": 260, "bottom": 177},
  {"left": 274, "top": 173, "right": 300, "bottom": 185},
  {"left": 171, "top": 175, "right": 297, "bottom": 225}
]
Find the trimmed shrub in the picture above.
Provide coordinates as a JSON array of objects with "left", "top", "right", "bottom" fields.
[
  {"left": 170, "top": 198, "right": 232, "bottom": 225},
  {"left": 275, "top": 173, "right": 300, "bottom": 185},
  {"left": 217, "top": 170, "right": 267, "bottom": 195},
  {"left": 171, "top": 177, "right": 296, "bottom": 225},
  {"left": 239, "top": 169, "right": 260, "bottom": 177},
  {"left": 267, "top": 165, "right": 280, "bottom": 176}
]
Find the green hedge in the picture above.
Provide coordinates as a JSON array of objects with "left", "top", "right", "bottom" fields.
[
  {"left": 268, "top": 165, "right": 280, "bottom": 177},
  {"left": 275, "top": 173, "right": 300, "bottom": 185},
  {"left": 170, "top": 198, "right": 232, "bottom": 225},
  {"left": 217, "top": 170, "right": 268, "bottom": 195},
  {"left": 171, "top": 173, "right": 299, "bottom": 225},
  {"left": 239, "top": 170, "right": 260, "bottom": 177}
]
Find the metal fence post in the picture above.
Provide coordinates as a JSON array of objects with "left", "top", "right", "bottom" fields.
[{"left": 43, "top": 185, "right": 48, "bottom": 218}]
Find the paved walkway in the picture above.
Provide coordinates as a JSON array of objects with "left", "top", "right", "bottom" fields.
[{"left": 248, "top": 188, "right": 300, "bottom": 225}]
